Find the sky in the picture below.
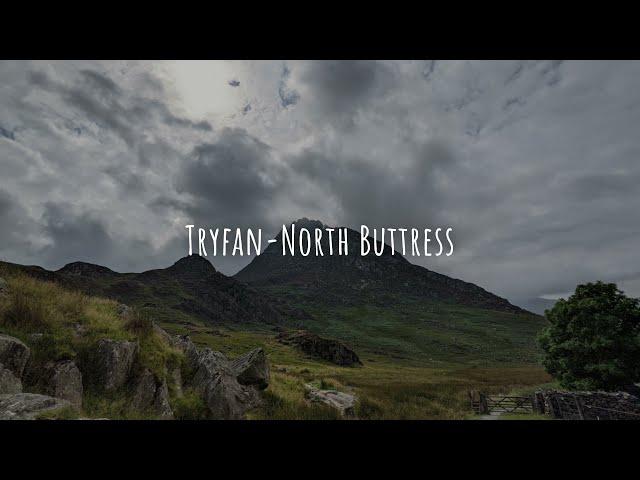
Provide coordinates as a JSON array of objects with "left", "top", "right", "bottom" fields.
[{"left": 1, "top": 60, "right": 640, "bottom": 307}]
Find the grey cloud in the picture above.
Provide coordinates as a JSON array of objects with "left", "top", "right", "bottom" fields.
[
  {"left": 278, "top": 66, "right": 299, "bottom": 108},
  {"left": 296, "top": 60, "right": 396, "bottom": 123},
  {"left": 177, "top": 128, "right": 288, "bottom": 227}
]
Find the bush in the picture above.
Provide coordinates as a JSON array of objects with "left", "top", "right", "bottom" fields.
[
  {"left": 172, "top": 390, "right": 210, "bottom": 420},
  {"left": 125, "top": 310, "right": 153, "bottom": 338},
  {"left": 538, "top": 281, "right": 640, "bottom": 391},
  {"left": 3, "top": 289, "right": 48, "bottom": 331}
]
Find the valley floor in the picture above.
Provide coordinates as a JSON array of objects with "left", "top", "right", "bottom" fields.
[{"left": 168, "top": 325, "right": 552, "bottom": 420}]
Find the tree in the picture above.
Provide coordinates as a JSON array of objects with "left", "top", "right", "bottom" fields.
[{"left": 538, "top": 281, "right": 640, "bottom": 391}]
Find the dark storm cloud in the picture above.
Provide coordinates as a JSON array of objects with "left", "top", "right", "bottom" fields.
[
  {"left": 176, "top": 128, "right": 288, "bottom": 228},
  {"left": 38, "top": 202, "right": 161, "bottom": 271},
  {"left": 295, "top": 60, "right": 396, "bottom": 123},
  {"left": 289, "top": 138, "right": 461, "bottom": 228}
]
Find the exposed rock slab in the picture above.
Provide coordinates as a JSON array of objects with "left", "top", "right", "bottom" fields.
[
  {"left": 35, "top": 360, "right": 83, "bottom": 408},
  {"left": 0, "top": 334, "right": 30, "bottom": 378},
  {"left": 277, "top": 331, "right": 362, "bottom": 366},
  {"left": 174, "top": 335, "right": 266, "bottom": 419},
  {"left": 0, "top": 364, "right": 22, "bottom": 394},
  {"left": 0, "top": 393, "right": 72, "bottom": 420},
  {"left": 231, "top": 348, "right": 270, "bottom": 390},
  {"left": 83, "top": 339, "right": 138, "bottom": 391},
  {"left": 131, "top": 369, "right": 173, "bottom": 419},
  {"left": 305, "top": 384, "right": 357, "bottom": 417}
]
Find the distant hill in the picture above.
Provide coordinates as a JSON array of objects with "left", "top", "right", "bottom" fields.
[
  {"left": 0, "top": 256, "right": 304, "bottom": 327},
  {"left": 235, "top": 218, "right": 526, "bottom": 314}
]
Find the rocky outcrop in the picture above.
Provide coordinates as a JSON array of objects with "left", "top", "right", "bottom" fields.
[
  {"left": 174, "top": 335, "right": 268, "bottom": 419},
  {"left": 0, "top": 393, "right": 71, "bottom": 420},
  {"left": 33, "top": 361, "right": 83, "bottom": 408},
  {"left": 131, "top": 369, "right": 173, "bottom": 419},
  {"left": 83, "top": 339, "right": 138, "bottom": 391},
  {"left": 0, "top": 364, "right": 22, "bottom": 394},
  {"left": 231, "top": 348, "right": 270, "bottom": 390},
  {"left": 277, "top": 331, "right": 362, "bottom": 366},
  {"left": 305, "top": 384, "right": 357, "bottom": 417},
  {"left": 191, "top": 348, "right": 260, "bottom": 419},
  {"left": 0, "top": 334, "right": 30, "bottom": 378}
]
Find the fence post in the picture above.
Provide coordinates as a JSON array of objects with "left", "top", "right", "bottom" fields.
[{"left": 479, "top": 392, "right": 489, "bottom": 415}]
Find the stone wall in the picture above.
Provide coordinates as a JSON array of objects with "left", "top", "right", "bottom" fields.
[{"left": 535, "top": 390, "right": 640, "bottom": 420}]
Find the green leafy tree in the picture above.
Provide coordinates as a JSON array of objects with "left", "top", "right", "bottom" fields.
[{"left": 538, "top": 281, "right": 640, "bottom": 391}]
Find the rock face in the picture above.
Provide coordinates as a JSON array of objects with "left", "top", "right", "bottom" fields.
[
  {"left": 191, "top": 348, "right": 260, "bottom": 419},
  {"left": 131, "top": 369, "right": 173, "bottom": 419},
  {"left": 36, "top": 361, "right": 83, "bottom": 408},
  {"left": 174, "top": 335, "right": 268, "bottom": 419},
  {"left": 0, "top": 334, "right": 30, "bottom": 378},
  {"left": 0, "top": 365, "right": 22, "bottom": 394},
  {"left": 231, "top": 348, "right": 270, "bottom": 390},
  {"left": 0, "top": 393, "right": 71, "bottom": 420},
  {"left": 277, "top": 331, "right": 362, "bottom": 366},
  {"left": 83, "top": 339, "right": 138, "bottom": 391},
  {"left": 305, "top": 384, "right": 357, "bottom": 417}
]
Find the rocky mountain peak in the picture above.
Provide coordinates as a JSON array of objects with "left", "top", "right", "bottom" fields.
[
  {"left": 169, "top": 255, "right": 217, "bottom": 274},
  {"left": 57, "top": 262, "right": 116, "bottom": 277}
]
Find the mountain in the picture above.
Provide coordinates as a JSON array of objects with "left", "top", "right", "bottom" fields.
[
  {"left": 0, "top": 256, "right": 302, "bottom": 327},
  {"left": 235, "top": 218, "right": 525, "bottom": 314}
]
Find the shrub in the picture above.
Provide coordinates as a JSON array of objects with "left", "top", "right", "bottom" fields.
[
  {"left": 125, "top": 310, "right": 153, "bottom": 338},
  {"left": 3, "top": 288, "right": 48, "bottom": 331},
  {"left": 172, "top": 390, "right": 210, "bottom": 420}
]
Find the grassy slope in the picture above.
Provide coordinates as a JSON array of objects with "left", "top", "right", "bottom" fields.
[
  {"left": 256, "top": 284, "right": 546, "bottom": 366},
  {"left": 0, "top": 273, "right": 186, "bottom": 419}
]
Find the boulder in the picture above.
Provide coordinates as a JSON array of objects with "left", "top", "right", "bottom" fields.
[
  {"left": 231, "top": 348, "right": 270, "bottom": 390},
  {"left": 116, "top": 303, "right": 131, "bottom": 318},
  {"left": 0, "top": 364, "right": 22, "bottom": 394},
  {"left": 305, "top": 384, "right": 357, "bottom": 417},
  {"left": 83, "top": 339, "right": 138, "bottom": 391},
  {"left": 131, "top": 369, "right": 173, "bottom": 419},
  {"left": 176, "top": 335, "right": 264, "bottom": 419},
  {"left": 190, "top": 348, "right": 260, "bottom": 419},
  {"left": 0, "top": 393, "right": 72, "bottom": 420},
  {"left": 172, "top": 334, "right": 199, "bottom": 363},
  {"left": 34, "top": 361, "right": 83, "bottom": 408},
  {"left": 277, "top": 331, "right": 362, "bottom": 366},
  {"left": 0, "top": 334, "right": 30, "bottom": 379}
]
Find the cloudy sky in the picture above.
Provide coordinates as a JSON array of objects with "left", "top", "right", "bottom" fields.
[{"left": 1, "top": 60, "right": 640, "bottom": 306}]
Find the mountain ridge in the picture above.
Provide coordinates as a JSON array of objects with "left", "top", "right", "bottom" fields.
[{"left": 0, "top": 255, "right": 302, "bottom": 327}]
